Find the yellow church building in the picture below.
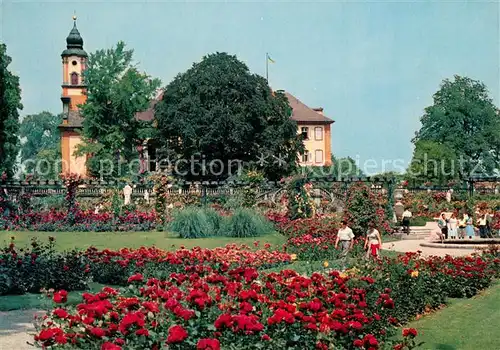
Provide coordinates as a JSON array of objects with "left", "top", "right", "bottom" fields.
[
  {"left": 59, "top": 17, "right": 88, "bottom": 175},
  {"left": 58, "top": 19, "right": 334, "bottom": 176}
]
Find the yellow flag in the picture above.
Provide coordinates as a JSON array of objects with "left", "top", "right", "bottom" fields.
[{"left": 267, "top": 54, "right": 275, "bottom": 63}]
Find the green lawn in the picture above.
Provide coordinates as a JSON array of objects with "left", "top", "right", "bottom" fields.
[
  {"left": 0, "top": 283, "right": 108, "bottom": 311},
  {"left": 400, "top": 282, "right": 500, "bottom": 350},
  {"left": 1, "top": 231, "right": 287, "bottom": 251}
]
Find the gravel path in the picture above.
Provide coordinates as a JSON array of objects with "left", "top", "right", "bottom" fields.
[{"left": 0, "top": 310, "right": 43, "bottom": 349}]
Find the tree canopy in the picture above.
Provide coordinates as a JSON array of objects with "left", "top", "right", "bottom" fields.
[
  {"left": 0, "top": 43, "right": 22, "bottom": 178},
  {"left": 154, "top": 52, "right": 303, "bottom": 181},
  {"left": 18, "top": 111, "right": 62, "bottom": 178},
  {"left": 309, "top": 155, "right": 365, "bottom": 179},
  {"left": 407, "top": 140, "right": 459, "bottom": 186},
  {"left": 78, "top": 41, "right": 161, "bottom": 179},
  {"left": 413, "top": 75, "right": 500, "bottom": 179}
]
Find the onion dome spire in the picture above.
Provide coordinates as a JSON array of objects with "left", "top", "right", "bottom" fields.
[{"left": 61, "top": 14, "right": 88, "bottom": 58}]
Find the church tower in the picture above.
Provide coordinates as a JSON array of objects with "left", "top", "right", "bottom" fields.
[{"left": 59, "top": 15, "right": 88, "bottom": 175}]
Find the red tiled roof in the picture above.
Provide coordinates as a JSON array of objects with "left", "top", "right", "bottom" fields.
[
  {"left": 59, "top": 110, "right": 84, "bottom": 129},
  {"left": 133, "top": 90, "right": 336, "bottom": 125},
  {"left": 135, "top": 92, "right": 163, "bottom": 122},
  {"left": 284, "top": 92, "right": 334, "bottom": 124}
]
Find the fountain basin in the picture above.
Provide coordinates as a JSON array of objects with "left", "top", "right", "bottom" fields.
[{"left": 420, "top": 238, "right": 500, "bottom": 250}]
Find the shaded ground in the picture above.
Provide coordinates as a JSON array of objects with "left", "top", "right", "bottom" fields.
[{"left": 0, "top": 310, "right": 43, "bottom": 350}]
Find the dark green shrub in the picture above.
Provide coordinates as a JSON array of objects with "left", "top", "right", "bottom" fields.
[
  {"left": 32, "top": 195, "right": 66, "bottom": 211},
  {"left": 220, "top": 208, "right": 273, "bottom": 238},
  {"left": 284, "top": 175, "right": 315, "bottom": 220},
  {"left": 204, "top": 208, "right": 222, "bottom": 234},
  {"left": 0, "top": 238, "right": 89, "bottom": 295},
  {"left": 169, "top": 207, "right": 213, "bottom": 238},
  {"left": 411, "top": 216, "right": 433, "bottom": 226}
]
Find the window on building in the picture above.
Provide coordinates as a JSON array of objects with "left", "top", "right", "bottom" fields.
[
  {"left": 301, "top": 127, "right": 309, "bottom": 140},
  {"left": 315, "top": 150, "right": 323, "bottom": 163},
  {"left": 71, "top": 72, "right": 79, "bottom": 85},
  {"left": 314, "top": 127, "right": 323, "bottom": 140},
  {"left": 301, "top": 152, "right": 309, "bottom": 163}
]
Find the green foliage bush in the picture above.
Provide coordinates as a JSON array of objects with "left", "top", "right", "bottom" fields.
[
  {"left": 204, "top": 207, "right": 222, "bottom": 233},
  {"left": 344, "top": 182, "right": 379, "bottom": 236},
  {"left": 31, "top": 195, "right": 66, "bottom": 211},
  {"left": 411, "top": 216, "right": 433, "bottom": 226},
  {"left": 169, "top": 207, "right": 272, "bottom": 238},
  {"left": 0, "top": 238, "right": 89, "bottom": 295},
  {"left": 284, "top": 175, "right": 315, "bottom": 220},
  {"left": 169, "top": 207, "right": 213, "bottom": 238},
  {"left": 219, "top": 208, "right": 273, "bottom": 238},
  {"left": 222, "top": 192, "right": 246, "bottom": 210}
]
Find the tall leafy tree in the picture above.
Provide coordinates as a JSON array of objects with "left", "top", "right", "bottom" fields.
[
  {"left": 413, "top": 75, "right": 500, "bottom": 179},
  {"left": 18, "top": 111, "right": 62, "bottom": 177},
  {"left": 154, "top": 52, "right": 303, "bottom": 181},
  {"left": 78, "top": 41, "right": 161, "bottom": 178},
  {"left": 0, "top": 43, "right": 22, "bottom": 178},
  {"left": 310, "top": 155, "right": 365, "bottom": 178},
  {"left": 332, "top": 155, "right": 365, "bottom": 178},
  {"left": 407, "top": 140, "right": 459, "bottom": 186}
]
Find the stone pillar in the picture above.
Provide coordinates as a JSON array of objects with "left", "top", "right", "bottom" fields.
[{"left": 313, "top": 188, "right": 321, "bottom": 207}]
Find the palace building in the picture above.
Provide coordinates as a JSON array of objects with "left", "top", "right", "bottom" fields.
[
  {"left": 285, "top": 92, "right": 334, "bottom": 166},
  {"left": 58, "top": 19, "right": 334, "bottom": 176}
]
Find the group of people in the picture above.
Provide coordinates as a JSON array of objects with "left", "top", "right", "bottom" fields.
[
  {"left": 437, "top": 209, "right": 495, "bottom": 240},
  {"left": 335, "top": 221, "right": 382, "bottom": 261},
  {"left": 332, "top": 208, "right": 497, "bottom": 264}
]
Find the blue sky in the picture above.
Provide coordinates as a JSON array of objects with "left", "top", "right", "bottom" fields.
[{"left": 1, "top": 0, "right": 498, "bottom": 173}]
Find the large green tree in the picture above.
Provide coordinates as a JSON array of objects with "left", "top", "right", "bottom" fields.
[
  {"left": 19, "top": 111, "right": 62, "bottom": 178},
  {"left": 77, "top": 41, "right": 161, "bottom": 179},
  {"left": 413, "top": 75, "right": 500, "bottom": 179},
  {"left": 331, "top": 155, "right": 365, "bottom": 178},
  {"left": 0, "top": 43, "right": 22, "bottom": 178},
  {"left": 407, "top": 140, "right": 459, "bottom": 186},
  {"left": 310, "top": 155, "right": 365, "bottom": 179},
  {"left": 154, "top": 52, "right": 303, "bottom": 181}
]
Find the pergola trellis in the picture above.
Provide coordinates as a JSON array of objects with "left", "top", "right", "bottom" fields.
[{"left": 467, "top": 176, "right": 500, "bottom": 197}]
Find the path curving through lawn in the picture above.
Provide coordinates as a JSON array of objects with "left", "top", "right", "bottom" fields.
[{"left": 0, "top": 310, "right": 43, "bottom": 350}]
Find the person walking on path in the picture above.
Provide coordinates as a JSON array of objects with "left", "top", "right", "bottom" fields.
[
  {"left": 364, "top": 223, "right": 382, "bottom": 260},
  {"left": 438, "top": 213, "right": 448, "bottom": 239},
  {"left": 465, "top": 213, "right": 475, "bottom": 239},
  {"left": 448, "top": 212, "right": 458, "bottom": 239},
  {"left": 335, "top": 220, "right": 355, "bottom": 258},
  {"left": 402, "top": 208, "right": 412, "bottom": 235}
]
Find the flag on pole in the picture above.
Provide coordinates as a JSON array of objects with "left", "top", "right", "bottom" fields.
[{"left": 267, "top": 53, "right": 275, "bottom": 63}]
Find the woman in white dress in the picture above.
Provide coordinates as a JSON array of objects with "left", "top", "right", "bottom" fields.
[{"left": 447, "top": 212, "right": 458, "bottom": 239}]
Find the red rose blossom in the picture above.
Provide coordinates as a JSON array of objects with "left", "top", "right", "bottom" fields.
[
  {"left": 402, "top": 328, "right": 418, "bottom": 338},
  {"left": 101, "top": 342, "right": 122, "bottom": 350},
  {"left": 90, "top": 327, "right": 106, "bottom": 338},
  {"left": 196, "top": 338, "right": 220, "bottom": 350},
  {"left": 167, "top": 325, "right": 188, "bottom": 344},
  {"left": 53, "top": 290, "right": 68, "bottom": 303}
]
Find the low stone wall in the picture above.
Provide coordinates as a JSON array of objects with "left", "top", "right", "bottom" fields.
[{"left": 421, "top": 238, "right": 500, "bottom": 250}]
